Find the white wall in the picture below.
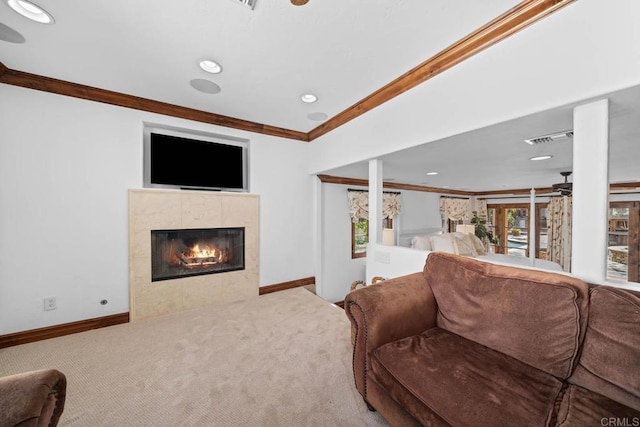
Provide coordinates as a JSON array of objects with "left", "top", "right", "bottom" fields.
[
  {"left": 0, "top": 84, "right": 314, "bottom": 335},
  {"left": 249, "top": 133, "right": 314, "bottom": 286},
  {"left": 366, "top": 244, "right": 431, "bottom": 285},
  {"left": 319, "top": 183, "right": 366, "bottom": 302},
  {"left": 398, "top": 191, "right": 442, "bottom": 236},
  {"left": 318, "top": 183, "right": 441, "bottom": 302}
]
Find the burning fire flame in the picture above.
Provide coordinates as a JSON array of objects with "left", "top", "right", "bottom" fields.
[
  {"left": 188, "top": 244, "right": 217, "bottom": 259},
  {"left": 176, "top": 243, "right": 230, "bottom": 266}
]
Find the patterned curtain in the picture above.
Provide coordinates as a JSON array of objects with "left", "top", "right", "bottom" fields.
[
  {"left": 347, "top": 190, "right": 402, "bottom": 222},
  {"left": 473, "top": 199, "right": 488, "bottom": 220},
  {"left": 547, "top": 196, "right": 572, "bottom": 271},
  {"left": 439, "top": 197, "right": 471, "bottom": 221},
  {"left": 348, "top": 191, "right": 369, "bottom": 222}
]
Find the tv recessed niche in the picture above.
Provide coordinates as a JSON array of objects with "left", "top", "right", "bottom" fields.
[{"left": 143, "top": 125, "right": 249, "bottom": 192}]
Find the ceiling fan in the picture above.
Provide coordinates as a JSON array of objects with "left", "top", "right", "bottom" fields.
[
  {"left": 290, "top": 0, "right": 309, "bottom": 5},
  {"left": 552, "top": 171, "right": 573, "bottom": 196}
]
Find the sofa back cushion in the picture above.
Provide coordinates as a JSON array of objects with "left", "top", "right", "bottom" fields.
[
  {"left": 569, "top": 286, "right": 640, "bottom": 411},
  {"left": 423, "top": 252, "right": 589, "bottom": 379}
]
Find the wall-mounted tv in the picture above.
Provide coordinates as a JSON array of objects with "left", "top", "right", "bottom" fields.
[{"left": 143, "top": 126, "right": 249, "bottom": 192}]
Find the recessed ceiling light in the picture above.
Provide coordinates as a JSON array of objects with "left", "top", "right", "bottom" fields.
[
  {"left": 199, "top": 60, "right": 222, "bottom": 74},
  {"left": 426, "top": 172, "right": 439, "bottom": 176},
  {"left": 301, "top": 93, "right": 317, "bottom": 103},
  {"left": 530, "top": 155, "right": 553, "bottom": 161},
  {"left": 5, "top": 0, "right": 54, "bottom": 24}
]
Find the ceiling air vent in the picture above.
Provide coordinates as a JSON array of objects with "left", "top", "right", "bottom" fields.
[
  {"left": 524, "top": 130, "right": 573, "bottom": 145},
  {"left": 230, "top": 0, "right": 256, "bottom": 9}
]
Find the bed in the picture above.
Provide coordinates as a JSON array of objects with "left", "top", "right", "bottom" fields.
[{"left": 401, "top": 229, "right": 564, "bottom": 272}]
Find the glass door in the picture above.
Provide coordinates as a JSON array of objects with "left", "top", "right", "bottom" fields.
[
  {"left": 607, "top": 201, "right": 639, "bottom": 283},
  {"left": 537, "top": 206, "right": 548, "bottom": 260},
  {"left": 488, "top": 203, "right": 548, "bottom": 259},
  {"left": 506, "top": 208, "right": 528, "bottom": 257}
]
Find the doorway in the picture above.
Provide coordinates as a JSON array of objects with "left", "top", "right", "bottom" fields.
[{"left": 487, "top": 203, "right": 548, "bottom": 258}]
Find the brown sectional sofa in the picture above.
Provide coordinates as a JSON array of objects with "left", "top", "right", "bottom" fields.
[
  {"left": 0, "top": 369, "right": 66, "bottom": 427},
  {"left": 345, "top": 252, "right": 640, "bottom": 426}
]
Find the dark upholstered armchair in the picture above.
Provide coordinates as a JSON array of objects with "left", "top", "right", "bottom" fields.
[{"left": 0, "top": 369, "right": 66, "bottom": 427}]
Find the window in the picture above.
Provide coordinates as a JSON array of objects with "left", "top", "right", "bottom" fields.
[
  {"left": 351, "top": 218, "right": 392, "bottom": 259},
  {"left": 352, "top": 219, "right": 368, "bottom": 258}
]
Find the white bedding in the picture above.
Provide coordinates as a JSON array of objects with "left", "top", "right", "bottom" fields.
[{"left": 405, "top": 231, "right": 564, "bottom": 273}]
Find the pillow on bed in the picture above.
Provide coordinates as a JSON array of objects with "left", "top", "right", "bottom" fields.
[
  {"left": 411, "top": 235, "right": 432, "bottom": 250},
  {"left": 453, "top": 233, "right": 478, "bottom": 257},
  {"left": 468, "top": 233, "right": 487, "bottom": 255},
  {"left": 430, "top": 235, "right": 455, "bottom": 253}
]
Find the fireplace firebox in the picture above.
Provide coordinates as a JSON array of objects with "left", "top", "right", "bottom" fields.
[{"left": 151, "top": 227, "right": 245, "bottom": 281}]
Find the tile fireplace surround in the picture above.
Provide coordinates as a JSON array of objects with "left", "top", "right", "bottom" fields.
[{"left": 128, "top": 189, "right": 259, "bottom": 321}]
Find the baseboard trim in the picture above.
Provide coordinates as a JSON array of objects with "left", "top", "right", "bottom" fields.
[
  {"left": 259, "top": 276, "right": 316, "bottom": 295},
  {"left": 0, "top": 313, "right": 129, "bottom": 349}
]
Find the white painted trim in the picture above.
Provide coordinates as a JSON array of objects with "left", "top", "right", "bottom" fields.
[
  {"left": 571, "top": 99, "right": 610, "bottom": 284},
  {"left": 368, "top": 160, "right": 383, "bottom": 246},
  {"left": 313, "top": 176, "right": 324, "bottom": 299}
]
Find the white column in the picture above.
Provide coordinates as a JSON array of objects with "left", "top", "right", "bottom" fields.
[
  {"left": 368, "top": 159, "right": 383, "bottom": 247},
  {"left": 572, "top": 99, "right": 609, "bottom": 283},
  {"left": 529, "top": 188, "right": 536, "bottom": 266}
]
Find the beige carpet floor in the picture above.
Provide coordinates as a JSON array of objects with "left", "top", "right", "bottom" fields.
[{"left": 0, "top": 288, "right": 388, "bottom": 426}]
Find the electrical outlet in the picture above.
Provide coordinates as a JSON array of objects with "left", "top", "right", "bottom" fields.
[{"left": 43, "top": 297, "right": 56, "bottom": 311}]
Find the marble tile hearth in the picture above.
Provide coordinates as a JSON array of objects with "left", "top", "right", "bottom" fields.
[{"left": 128, "top": 189, "right": 259, "bottom": 321}]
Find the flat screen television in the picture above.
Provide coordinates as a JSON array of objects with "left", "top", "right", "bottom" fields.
[{"left": 143, "top": 129, "right": 248, "bottom": 192}]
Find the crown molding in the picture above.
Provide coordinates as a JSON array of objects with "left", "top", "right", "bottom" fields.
[
  {"left": 611, "top": 182, "right": 640, "bottom": 189},
  {"left": 317, "top": 173, "right": 554, "bottom": 197},
  {"left": 0, "top": 68, "right": 309, "bottom": 142},
  {"left": 319, "top": 176, "right": 640, "bottom": 198},
  {"left": 476, "top": 187, "right": 557, "bottom": 197},
  {"left": 317, "top": 174, "right": 475, "bottom": 196}
]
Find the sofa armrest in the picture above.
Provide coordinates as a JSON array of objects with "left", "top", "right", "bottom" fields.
[
  {"left": 0, "top": 369, "right": 67, "bottom": 427},
  {"left": 345, "top": 272, "right": 437, "bottom": 401}
]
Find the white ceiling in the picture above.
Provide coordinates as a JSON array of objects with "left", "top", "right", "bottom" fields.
[
  {"left": 324, "top": 84, "right": 640, "bottom": 193},
  {"left": 1, "top": 0, "right": 639, "bottom": 192}
]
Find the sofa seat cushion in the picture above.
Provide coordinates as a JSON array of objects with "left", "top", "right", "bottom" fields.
[
  {"left": 556, "top": 385, "right": 640, "bottom": 426},
  {"left": 371, "top": 328, "right": 563, "bottom": 427}
]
